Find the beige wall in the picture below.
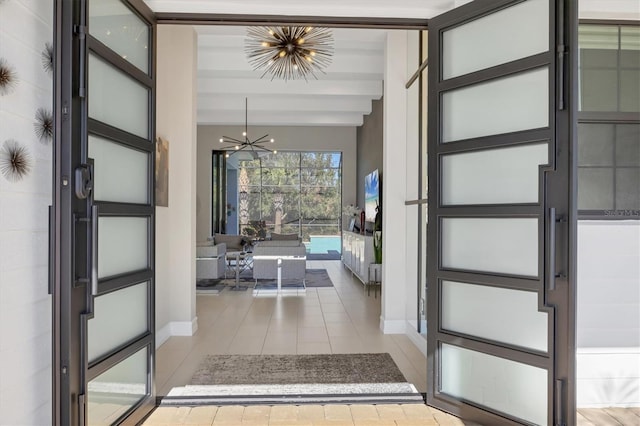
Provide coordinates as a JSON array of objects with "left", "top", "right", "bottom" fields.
[
  {"left": 196, "top": 125, "right": 357, "bottom": 242},
  {"left": 357, "top": 98, "right": 384, "bottom": 211},
  {"left": 381, "top": 30, "right": 409, "bottom": 333},
  {"left": 156, "top": 25, "right": 199, "bottom": 344}
]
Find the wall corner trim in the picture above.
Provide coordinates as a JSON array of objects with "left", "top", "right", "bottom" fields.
[
  {"left": 406, "top": 323, "right": 427, "bottom": 356},
  {"left": 169, "top": 317, "right": 198, "bottom": 337},
  {"left": 380, "top": 318, "right": 406, "bottom": 334},
  {"left": 156, "top": 323, "right": 171, "bottom": 349}
]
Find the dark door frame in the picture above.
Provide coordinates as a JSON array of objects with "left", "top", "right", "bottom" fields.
[
  {"left": 425, "top": 1, "right": 577, "bottom": 425},
  {"left": 53, "top": 0, "right": 156, "bottom": 425},
  {"left": 52, "top": 2, "right": 578, "bottom": 425}
]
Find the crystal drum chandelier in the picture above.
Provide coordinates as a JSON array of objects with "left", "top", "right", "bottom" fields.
[
  {"left": 245, "top": 26, "right": 333, "bottom": 81},
  {"left": 219, "top": 98, "right": 277, "bottom": 159}
]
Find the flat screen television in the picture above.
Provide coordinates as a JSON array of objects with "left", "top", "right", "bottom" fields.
[{"left": 364, "top": 169, "right": 379, "bottom": 222}]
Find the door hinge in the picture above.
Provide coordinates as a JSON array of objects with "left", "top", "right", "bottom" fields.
[
  {"left": 555, "top": 379, "right": 566, "bottom": 426},
  {"left": 73, "top": 24, "right": 87, "bottom": 37}
]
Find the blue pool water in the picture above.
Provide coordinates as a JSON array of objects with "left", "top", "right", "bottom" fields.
[{"left": 307, "top": 235, "right": 342, "bottom": 254}]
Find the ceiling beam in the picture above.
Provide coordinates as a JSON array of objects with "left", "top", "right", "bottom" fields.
[
  {"left": 198, "top": 78, "right": 382, "bottom": 97},
  {"left": 198, "top": 36, "right": 385, "bottom": 52},
  {"left": 197, "top": 95, "right": 374, "bottom": 114},
  {"left": 197, "top": 70, "right": 383, "bottom": 81},
  {"left": 198, "top": 52, "right": 384, "bottom": 74},
  {"left": 197, "top": 110, "right": 365, "bottom": 126}
]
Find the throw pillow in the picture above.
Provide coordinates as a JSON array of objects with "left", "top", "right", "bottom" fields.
[{"left": 214, "top": 233, "right": 246, "bottom": 251}]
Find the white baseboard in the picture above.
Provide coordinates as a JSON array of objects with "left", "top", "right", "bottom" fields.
[
  {"left": 379, "top": 318, "right": 405, "bottom": 334},
  {"left": 156, "top": 323, "right": 171, "bottom": 349},
  {"left": 170, "top": 317, "right": 198, "bottom": 336},
  {"left": 405, "top": 323, "right": 427, "bottom": 357},
  {"left": 577, "top": 347, "right": 640, "bottom": 407},
  {"left": 155, "top": 318, "right": 198, "bottom": 348}
]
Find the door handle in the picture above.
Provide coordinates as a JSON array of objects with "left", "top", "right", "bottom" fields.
[
  {"left": 90, "top": 205, "right": 99, "bottom": 296},
  {"left": 548, "top": 207, "right": 556, "bottom": 291},
  {"left": 548, "top": 207, "right": 567, "bottom": 292}
]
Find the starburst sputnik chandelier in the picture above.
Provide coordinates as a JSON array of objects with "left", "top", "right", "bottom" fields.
[
  {"left": 219, "top": 98, "right": 277, "bottom": 159},
  {"left": 245, "top": 26, "right": 334, "bottom": 81}
]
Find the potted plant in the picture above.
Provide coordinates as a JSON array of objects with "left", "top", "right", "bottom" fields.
[
  {"left": 373, "top": 231, "right": 382, "bottom": 264},
  {"left": 369, "top": 203, "right": 382, "bottom": 284}
]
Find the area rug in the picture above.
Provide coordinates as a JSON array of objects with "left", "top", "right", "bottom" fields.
[
  {"left": 307, "top": 250, "right": 341, "bottom": 261},
  {"left": 190, "top": 353, "right": 406, "bottom": 386},
  {"left": 304, "top": 268, "right": 334, "bottom": 287},
  {"left": 198, "top": 268, "right": 334, "bottom": 293},
  {"left": 195, "top": 279, "right": 227, "bottom": 295}
]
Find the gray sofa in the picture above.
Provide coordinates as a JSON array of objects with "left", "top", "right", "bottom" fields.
[
  {"left": 196, "top": 241, "right": 226, "bottom": 280},
  {"left": 252, "top": 236, "right": 307, "bottom": 283},
  {"left": 212, "top": 233, "right": 249, "bottom": 252}
]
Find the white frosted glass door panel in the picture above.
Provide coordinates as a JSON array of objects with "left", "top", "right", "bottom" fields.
[
  {"left": 89, "top": 135, "right": 149, "bottom": 204},
  {"left": 442, "top": 0, "right": 548, "bottom": 79},
  {"left": 441, "top": 280, "right": 547, "bottom": 352},
  {"left": 88, "top": 347, "right": 147, "bottom": 425},
  {"left": 442, "top": 68, "right": 549, "bottom": 143},
  {"left": 442, "top": 143, "right": 548, "bottom": 205},
  {"left": 442, "top": 218, "right": 538, "bottom": 276},
  {"left": 89, "top": 54, "right": 149, "bottom": 138},
  {"left": 98, "top": 217, "right": 148, "bottom": 278},
  {"left": 89, "top": 0, "right": 149, "bottom": 73},
  {"left": 441, "top": 344, "right": 547, "bottom": 425},
  {"left": 88, "top": 282, "right": 148, "bottom": 363}
]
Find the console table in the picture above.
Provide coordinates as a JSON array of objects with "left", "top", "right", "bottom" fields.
[{"left": 341, "top": 231, "right": 374, "bottom": 285}]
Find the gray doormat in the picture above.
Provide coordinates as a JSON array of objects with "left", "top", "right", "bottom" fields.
[{"left": 190, "top": 353, "right": 406, "bottom": 386}]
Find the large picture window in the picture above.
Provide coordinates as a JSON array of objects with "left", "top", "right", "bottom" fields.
[
  {"left": 234, "top": 151, "right": 342, "bottom": 255},
  {"left": 578, "top": 23, "right": 640, "bottom": 217}
]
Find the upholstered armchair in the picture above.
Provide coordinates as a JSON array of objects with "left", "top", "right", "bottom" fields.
[{"left": 196, "top": 242, "right": 226, "bottom": 280}]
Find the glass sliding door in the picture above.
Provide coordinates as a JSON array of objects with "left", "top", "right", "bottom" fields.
[
  {"left": 233, "top": 151, "right": 342, "bottom": 256},
  {"left": 53, "top": 0, "right": 156, "bottom": 424},
  {"left": 300, "top": 152, "right": 342, "bottom": 253},
  {"left": 211, "top": 151, "right": 227, "bottom": 234},
  {"left": 427, "top": 0, "right": 576, "bottom": 425}
]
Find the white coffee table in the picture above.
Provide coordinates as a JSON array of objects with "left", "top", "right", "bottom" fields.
[{"left": 251, "top": 254, "right": 306, "bottom": 292}]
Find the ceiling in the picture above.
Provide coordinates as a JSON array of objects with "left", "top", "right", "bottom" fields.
[
  {"left": 144, "top": 1, "right": 468, "bottom": 128},
  {"left": 144, "top": 0, "right": 640, "bottom": 127},
  {"left": 195, "top": 26, "right": 391, "bottom": 127},
  {"left": 144, "top": 0, "right": 465, "bottom": 19}
]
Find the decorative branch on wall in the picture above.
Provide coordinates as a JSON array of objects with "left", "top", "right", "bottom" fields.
[
  {"left": 0, "top": 139, "right": 32, "bottom": 182},
  {"left": 41, "top": 43, "right": 53, "bottom": 76},
  {"left": 0, "top": 58, "right": 17, "bottom": 96},
  {"left": 34, "top": 108, "right": 53, "bottom": 143}
]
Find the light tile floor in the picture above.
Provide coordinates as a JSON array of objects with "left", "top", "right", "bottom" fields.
[
  {"left": 150, "top": 260, "right": 637, "bottom": 426},
  {"left": 156, "top": 261, "right": 427, "bottom": 397}
]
